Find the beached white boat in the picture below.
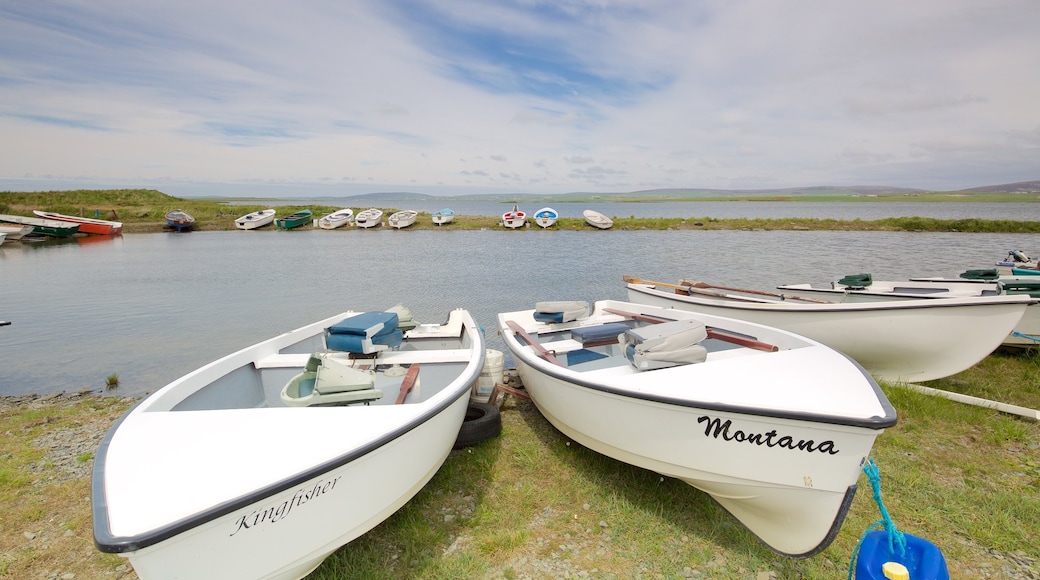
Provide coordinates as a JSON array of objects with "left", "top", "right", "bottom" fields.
[
  {"left": 33, "top": 210, "right": 124, "bottom": 235},
  {"left": 235, "top": 209, "right": 277, "bottom": 230},
  {"left": 388, "top": 210, "right": 418, "bottom": 229},
  {"left": 0, "top": 223, "right": 35, "bottom": 240},
  {"left": 533, "top": 207, "right": 558, "bottom": 228},
  {"left": 624, "top": 276, "right": 1035, "bottom": 382},
  {"left": 777, "top": 273, "right": 1040, "bottom": 348},
  {"left": 318, "top": 208, "right": 354, "bottom": 230},
  {"left": 355, "top": 208, "right": 383, "bottom": 228},
  {"left": 502, "top": 204, "right": 525, "bottom": 229},
  {"left": 93, "top": 307, "right": 486, "bottom": 580},
  {"left": 498, "top": 299, "right": 896, "bottom": 557},
  {"left": 583, "top": 209, "right": 612, "bottom": 229},
  {"left": 431, "top": 208, "right": 455, "bottom": 225}
]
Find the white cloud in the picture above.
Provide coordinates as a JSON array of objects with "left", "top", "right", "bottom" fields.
[{"left": 1, "top": 0, "right": 1038, "bottom": 195}]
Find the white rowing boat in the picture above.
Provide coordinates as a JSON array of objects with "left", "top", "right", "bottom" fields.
[
  {"left": 624, "top": 276, "right": 1035, "bottom": 382},
  {"left": 582, "top": 209, "right": 612, "bottom": 229},
  {"left": 93, "top": 307, "right": 486, "bottom": 579},
  {"left": 498, "top": 299, "right": 896, "bottom": 557},
  {"left": 318, "top": 208, "right": 353, "bottom": 229},
  {"left": 235, "top": 209, "right": 277, "bottom": 230}
]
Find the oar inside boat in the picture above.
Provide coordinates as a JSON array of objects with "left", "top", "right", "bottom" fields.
[
  {"left": 622, "top": 275, "right": 832, "bottom": 304},
  {"left": 603, "top": 307, "right": 779, "bottom": 352}
]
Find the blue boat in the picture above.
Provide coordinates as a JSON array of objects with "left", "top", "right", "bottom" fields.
[{"left": 164, "top": 210, "right": 195, "bottom": 232}]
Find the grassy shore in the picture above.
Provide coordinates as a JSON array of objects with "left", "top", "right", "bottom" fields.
[
  {"left": 1, "top": 347, "right": 1037, "bottom": 579},
  {"left": 3, "top": 189, "right": 1040, "bottom": 233}
]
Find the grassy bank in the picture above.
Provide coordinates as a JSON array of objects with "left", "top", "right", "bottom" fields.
[
  {"left": 3, "top": 189, "right": 1040, "bottom": 233},
  {"left": 1, "top": 348, "right": 1037, "bottom": 579}
]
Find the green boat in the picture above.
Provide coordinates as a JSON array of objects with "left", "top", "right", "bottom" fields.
[
  {"left": 275, "top": 210, "right": 312, "bottom": 230},
  {"left": 0, "top": 214, "right": 80, "bottom": 237}
]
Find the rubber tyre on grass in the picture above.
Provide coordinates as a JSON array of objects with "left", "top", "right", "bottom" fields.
[{"left": 453, "top": 402, "right": 502, "bottom": 449}]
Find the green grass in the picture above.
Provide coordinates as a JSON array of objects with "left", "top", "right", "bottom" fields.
[{"left": 304, "top": 348, "right": 1040, "bottom": 579}]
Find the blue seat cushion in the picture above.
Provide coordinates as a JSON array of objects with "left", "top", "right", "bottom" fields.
[
  {"left": 328, "top": 311, "right": 399, "bottom": 337},
  {"left": 326, "top": 329, "right": 403, "bottom": 352},
  {"left": 571, "top": 323, "right": 629, "bottom": 345}
]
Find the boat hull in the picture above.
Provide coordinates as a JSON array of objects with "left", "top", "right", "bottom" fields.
[
  {"left": 498, "top": 300, "right": 894, "bottom": 557},
  {"left": 583, "top": 209, "right": 612, "bottom": 229},
  {"left": 778, "top": 280, "right": 1040, "bottom": 348},
  {"left": 432, "top": 209, "right": 455, "bottom": 225},
  {"left": 627, "top": 282, "right": 1032, "bottom": 382},
  {"left": 236, "top": 210, "right": 276, "bottom": 230},
  {"left": 0, "top": 214, "right": 80, "bottom": 237},
  {"left": 388, "top": 210, "right": 417, "bottom": 229},
  {"left": 318, "top": 209, "right": 353, "bottom": 230},
  {"left": 32, "top": 210, "right": 123, "bottom": 235},
  {"left": 355, "top": 209, "right": 383, "bottom": 228},
  {"left": 275, "top": 211, "right": 312, "bottom": 230},
  {"left": 534, "top": 207, "right": 558, "bottom": 228}
]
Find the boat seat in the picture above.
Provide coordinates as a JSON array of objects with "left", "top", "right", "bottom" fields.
[
  {"left": 533, "top": 301, "right": 589, "bottom": 323},
  {"left": 837, "top": 273, "right": 872, "bottom": 289},
  {"left": 280, "top": 353, "right": 381, "bottom": 406},
  {"left": 571, "top": 322, "right": 630, "bottom": 346},
  {"left": 621, "top": 319, "right": 708, "bottom": 371},
  {"left": 959, "top": 268, "right": 1000, "bottom": 280},
  {"left": 326, "top": 311, "right": 403, "bottom": 354}
]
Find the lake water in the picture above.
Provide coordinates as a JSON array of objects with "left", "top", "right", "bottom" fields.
[{"left": 2, "top": 225, "right": 1038, "bottom": 397}]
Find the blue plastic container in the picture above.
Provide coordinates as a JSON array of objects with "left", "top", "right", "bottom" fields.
[{"left": 855, "top": 530, "right": 950, "bottom": 579}]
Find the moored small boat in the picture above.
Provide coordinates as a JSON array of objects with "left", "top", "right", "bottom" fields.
[
  {"left": 32, "top": 210, "right": 123, "bottom": 235},
  {"left": 318, "top": 208, "right": 354, "bottom": 230},
  {"left": 0, "top": 213, "right": 81, "bottom": 237},
  {"left": 432, "top": 208, "right": 455, "bottom": 225},
  {"left": 498, "top": 299, "right": 896, "bottom": 557},
  {"left": 93, "top": 307, "right": 487, "bottom": 579},
  {"left": 533, "top": 207, "right": 558, "bottom": 228},
  {"left": 0, "top": 223, "right": 34, "bottom": 240},
  {"left": 583, "top": 209, "right": 612, "bottom": 229},
  {"left": 502, "top": 204, "right": 525, "bottom": 229},
  {"left": 388, "top": 210, "right": 418, "bottom": 229},
  {"left": 275, "top": 209, "right": 313, "bottom": 230},
  {"left": 164, "top": 210, "right": 195, "bottom": 232},
  {"left": 624, "top": 275, "right": 1036, "bottom": 382},
  {"left": 355, "top": 208, "right": 383, "bottom": 228},
  {"left": 234, "top": 209, "right": 277, "bottom": 230}
]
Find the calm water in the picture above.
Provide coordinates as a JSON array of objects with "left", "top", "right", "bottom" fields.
[
  {"left": 2, "top": 227, "right": 1038, "bottom": 397},
  {"left": 229, "top": 199, "right": 1040, "bottom": 221}
]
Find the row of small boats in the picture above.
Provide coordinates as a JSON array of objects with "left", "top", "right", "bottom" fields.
[
  {"left": 501, "top": 204, "right": 614, "bottom": 229},
  {"left": 92, "top": 258, "right": 1035, "bottom": 578},
  {"left": 234, "top": 208, "right": 426, "bottom": 231},
  {"left": 0, "top": 211, "right": 124, "bottom": 241}
]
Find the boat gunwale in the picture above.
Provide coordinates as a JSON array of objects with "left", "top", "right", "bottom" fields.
[
  {"left": 627, "top": 282, "right": 1036, "bottom": 312},
  {"left": 92, "top": 314, "right": 485, "bottom": 554}
]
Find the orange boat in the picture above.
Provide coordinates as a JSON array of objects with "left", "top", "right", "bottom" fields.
[{"left": 32, "top": 210, "right": 123, "bottom": 235}]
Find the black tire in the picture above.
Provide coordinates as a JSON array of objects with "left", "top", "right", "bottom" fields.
[{"left": 453, "top": 402, "right": 502, "bottom": 449}]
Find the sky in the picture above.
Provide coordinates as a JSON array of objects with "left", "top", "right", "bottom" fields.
[{"left": 1, "top": 0, "right": 1039, "bottom": 197}]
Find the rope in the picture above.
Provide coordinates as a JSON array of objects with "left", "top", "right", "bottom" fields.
[
  {"left": 1011, "top": 331, "right": 1040, "bottom": 344},
  {"left": 847, "top": 458, "right": 907, "bottom": 580}
]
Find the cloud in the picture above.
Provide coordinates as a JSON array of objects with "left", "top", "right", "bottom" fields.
[{"left": 0, "top": 0, "right": 1038, "bottom": 194}]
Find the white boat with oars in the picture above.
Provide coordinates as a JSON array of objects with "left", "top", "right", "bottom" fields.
[
  {"left": 317, "top": 208, "right": 354, "bottom": 230},
  {"left": 235, "top": 209, "right": 277, "bottom": 230},
  {"left": 355, "top": 208, "right": 383, "bottom": 228},
  {"left": 624, "top": 275, "right": 1035, "bottom": 383},
  {"left": 533, "top": 207, "right": 558, "bottom": 228},
  {"left": 502, "top": 204, "right": 525, "bottom": 229},
  {"left": 93, "top": 307, "right": 486, "bottom": 580},
  {"left": 431, "top": 208, "right": 455, "bottom": 225},
  {"left": 498, "top": 299, "right": 896, "bottom": 557},
  {"left": 777, "top": 272, "right": 1040, "bottom": 348},
  {"left": 388, "top": 210, "right": 418, "bottom": 229},
  {"left": 583, "top": 209, "right": 612, "bottom": 229}
]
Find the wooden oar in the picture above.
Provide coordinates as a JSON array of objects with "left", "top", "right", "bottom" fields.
[
  {"left": 623, "top": 275, "right": 775, "bottom": 303},
  {"left": 602, "top": 307, "right": 778, "bottom": 352},
  {"left": 505, "top": 320, "right": 564, "bottom": 366},
  {"left": 395, "top": 363, "right": 421, "bottom": 404},
  {"left": 678, "top": 279, "right": 833, "bottom": 304}
]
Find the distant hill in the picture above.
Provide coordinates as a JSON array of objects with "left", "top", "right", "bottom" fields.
[{"left": 957, "top": 180, "right": 1040, "bottom": 193}]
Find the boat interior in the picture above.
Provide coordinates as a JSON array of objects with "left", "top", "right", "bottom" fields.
[
  {"left": 510, "top": 302, "right": 782, "bottom": 375},
  {"left": 169, "top": 309, "right": 477, "bottom": 412}
]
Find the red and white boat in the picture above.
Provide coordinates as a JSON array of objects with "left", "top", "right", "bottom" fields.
[
  {"left": 502, "top": 204, "right": 526, "bottom": 229},
  {"left": 33, "top": 210, "right": 123, "bottom": 235}
]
